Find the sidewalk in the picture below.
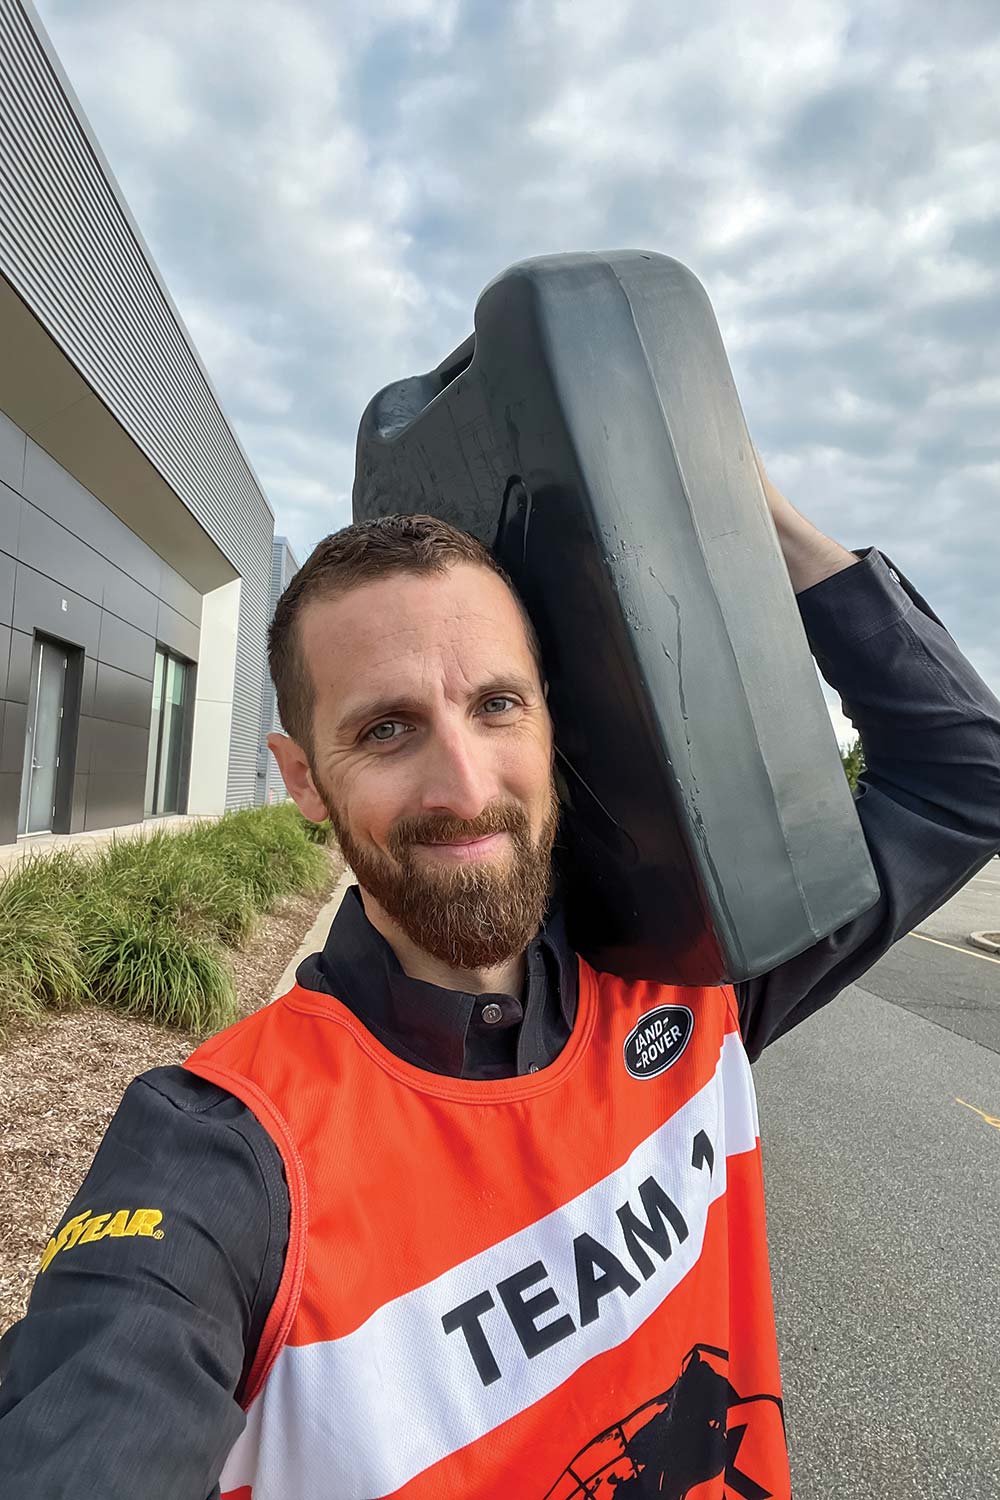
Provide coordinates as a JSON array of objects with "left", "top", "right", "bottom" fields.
[
  {"left": 0, "top": 815, "right": 218, "bottom": 874},
  {"left": 271, "top": 865, "right": 355, "bottom": 998}
]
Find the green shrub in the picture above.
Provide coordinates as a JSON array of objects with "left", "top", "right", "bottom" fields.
[
  {"left": 0, "top": 852, "right": 88, "bottom": 1025},
  {"left": 85, "top": 899, "right": 236, "bottom": 1032},
  {"left": 186, "top": 806, "right": 328, "bottom": 909},
  {"left": 297, "top": 811, "right": 333, "bottom": 846},
  {"left": 841, "top": 736, "right": 866, "bottom": 793},
  {"left": 91, "top": 831, "right": 258, "bottom": 948},
  {"left": 0, "top": 805, "right": 332, "bottom": 1033}
]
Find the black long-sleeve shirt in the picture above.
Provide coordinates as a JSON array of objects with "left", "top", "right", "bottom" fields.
[{"left": 2, "top": 547, "right": 999, "bottom": 1500}]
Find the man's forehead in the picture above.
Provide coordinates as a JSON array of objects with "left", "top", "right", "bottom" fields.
[
  {"left": 306, "top": 564, "right": 520, "bottom": 635},
  {"left": 300, "top": 565, "right": 535, "bottom": 690}
]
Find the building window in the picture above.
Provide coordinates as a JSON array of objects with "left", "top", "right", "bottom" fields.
[
  {"left": 18, "top": 635, "right": 82, "bottom": 836},
  {"left": 144, "top": 648, "right": 191, "bottom": 816}
]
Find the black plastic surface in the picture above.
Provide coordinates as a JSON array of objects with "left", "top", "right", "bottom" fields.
[{"left": 353, "top": 250, "right": 880, "bottom": 985}]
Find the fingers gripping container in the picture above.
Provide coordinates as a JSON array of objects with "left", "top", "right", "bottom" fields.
[{"left": 353, "top": 251, "right": 879, "bottom": 986}]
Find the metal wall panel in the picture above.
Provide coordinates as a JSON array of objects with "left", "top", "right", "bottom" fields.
[
  {"left": 103, "top": 564, "right": 159, "bottom": 637},
  {"left": 257, "top": 537, "right": 300, "bottom": 804},
  {"left": 13, "top": 565, "right": 101, "bottom": 654},
  {"left": 95, "top": 611, "right": 155, "bottom": 682},
  {"left": 93, "top": 661, "right": 153, "bottom": 729},
  {"left": 155, "top": 600, "right": 199, "bottom": 666},
  {"left": 0, "top": 474, "right": 21, "bottom": 545},
  {"left": 86, "top": 771, "right": 145, "bottom": 829},
  {"left": 0, "top": 770, "right": 17, "bottom": 842},
  {"left": 70, "top": 770, "right": 85, "bottom": 832},
  {"left": 158, "top": 564, "right": 202, "bottom": 629},
  {"left": 0, "top": 699, "right": 24, "bottom": 772},
  {"left": 0, "top": 1, "right": 274, "bottom": 810},
  {"left": 6, "top": 628, "right": 31, "bottom": 703},
  {"left": 0, "top": 408, "right": 25, "bottom": 489},
  {"left": 87, "top": 718, "right": 149, "bottom": 776},
  {"left": 18, "top": 498, "right": 107, "bottom": 601},
  {"left": 0, "top": 548, "right": 14, "bottom": 622},
  {"left": 0, "top": 410, "right": 211, "bottom": 841},
  {"left": 23, "top": 440, "right": 163, "bottom": 596}
]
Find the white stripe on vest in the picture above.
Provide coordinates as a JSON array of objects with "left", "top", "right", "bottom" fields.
[{"left": 222, "top": 1031, "right": 759, "bottom": 1499}]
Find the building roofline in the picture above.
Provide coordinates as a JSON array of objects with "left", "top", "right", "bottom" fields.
[
  {"left": 273, "top": 534, "right": 301, "bottom": 573},
  {"left": 17, "top": 0, "right": 276, "bottom": 522}
]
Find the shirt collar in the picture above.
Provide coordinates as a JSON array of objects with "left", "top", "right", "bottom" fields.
[{"left": 296, "top": 884, "right": 578, "bottom": 1078}]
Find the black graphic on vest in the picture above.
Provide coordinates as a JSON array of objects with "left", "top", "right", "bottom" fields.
[
  {"left": 543, "top": 1345, "right": 784, "bottom": 1499},
  {"left": 623, "top": 1006, "right": 694, "bottom": 1079}
]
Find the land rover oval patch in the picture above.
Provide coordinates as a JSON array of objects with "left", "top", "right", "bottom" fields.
[{"left": 624, "top": 1005, "right": 694, "bottom": 1079}]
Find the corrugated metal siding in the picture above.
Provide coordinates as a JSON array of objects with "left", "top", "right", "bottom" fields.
[
  {"left": 259, "top": 537, "right": 300, "bottom": 804},
  {"left": 0, "top": 0, "right": 274, "bottom": 809},
  {"left": 226, "top": 592, "right": 271, "bottom": 808}
]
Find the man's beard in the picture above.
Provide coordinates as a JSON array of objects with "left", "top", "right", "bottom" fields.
[{"left": 318, "top": 777, "right": 561, "bottom": 971}]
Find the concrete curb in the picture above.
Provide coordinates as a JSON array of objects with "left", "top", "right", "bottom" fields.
[
  {"left": 0, "top": 814, "right": 218, "bottom": 873},
  {"left": 969, "top": 931, "right": 1000, "bottom": 954},
  {"left": 271, "top": 865, "right": 355, "bottom": 999}
]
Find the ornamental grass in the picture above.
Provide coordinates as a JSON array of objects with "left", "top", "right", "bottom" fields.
[
  {"left": 0, "top": 852, "right": 89, "bottom": 1022},
  {"left": 0, "top": 804, "right": 332, "bottom": 1035}
]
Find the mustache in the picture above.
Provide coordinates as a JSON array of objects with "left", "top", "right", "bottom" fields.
[{"left": 388, "top": 802, "right": 530, "bottom": 852}]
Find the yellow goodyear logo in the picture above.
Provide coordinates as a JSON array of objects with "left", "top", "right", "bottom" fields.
[{"left": 39, "top": 1208, "right": 164, "bottom": 1273}]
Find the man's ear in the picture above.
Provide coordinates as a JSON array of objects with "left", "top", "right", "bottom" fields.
[{"left": 266, "top": 733, "right": 329, "bottom": 824}]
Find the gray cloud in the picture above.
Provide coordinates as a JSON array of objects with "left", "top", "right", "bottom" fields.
[{"left": 35, "top": 0, "right": 1000, "bottom": 722}]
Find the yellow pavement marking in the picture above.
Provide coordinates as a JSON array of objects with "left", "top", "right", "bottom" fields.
[
  {"left": 909, "top": 932, "right": 1000, "bottom": 965},
  {"left": 956, "top": 1099, "right": 1000, "bottom": 1131}
]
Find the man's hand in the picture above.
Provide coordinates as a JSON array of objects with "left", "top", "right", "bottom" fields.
[{"left": 754, "top": 448, "right": 860, "bottom": 596}]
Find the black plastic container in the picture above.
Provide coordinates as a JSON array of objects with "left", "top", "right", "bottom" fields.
[{"left": 353, "top": 250, "right": 879, "bottom": 985}]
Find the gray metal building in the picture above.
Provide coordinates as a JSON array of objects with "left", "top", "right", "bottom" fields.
[
  {"left": 0, "top": 0, "right": 275, "bottom": 846},
  {"left": 257, "top": 536, "right": 300, "bottom": 806}
]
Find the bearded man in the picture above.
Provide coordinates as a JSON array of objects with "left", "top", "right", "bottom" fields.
[{"left": 1, "top": 469, "right": 998, "bottom": 1499}]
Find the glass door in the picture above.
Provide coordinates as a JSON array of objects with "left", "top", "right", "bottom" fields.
[
  {"left": 156, "top": 653, "right": 188, "bottom": 814},
  {"left": 143, "top": 650, "right": 165, "bottom": 816},
  {"left": 18, "top": 638, "right": 69, "bottom": 835},
  {"left": 144, "top": 648, "right": 190, "bottom": 816}
]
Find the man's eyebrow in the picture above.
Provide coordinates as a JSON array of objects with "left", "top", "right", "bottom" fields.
[{"left": 335, "top": 675, "right": 538, "bottom": 738}]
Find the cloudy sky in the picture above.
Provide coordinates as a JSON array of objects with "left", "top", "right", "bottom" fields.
[{"left": 34, "top": 0, "right": 1000, "bottom": 743}]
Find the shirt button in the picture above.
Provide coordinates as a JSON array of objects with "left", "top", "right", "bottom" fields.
[{"left": 481, "top": 1002, "right": 503, "bottom": 1025}]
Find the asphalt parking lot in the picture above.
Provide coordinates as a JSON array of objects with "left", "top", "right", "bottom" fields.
[{"left": 756, "top": 863, "right": 1000, "bottom": 1499}]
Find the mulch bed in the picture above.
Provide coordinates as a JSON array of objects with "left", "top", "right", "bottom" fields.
[{"left": 0, "top": 850, "right": 344, "bottom": 1334}]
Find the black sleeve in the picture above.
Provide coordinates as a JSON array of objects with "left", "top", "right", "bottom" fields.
[
  {"left": 736, "top": 547, "right": 1000, "bottom": 1061},
  {"left": 0, "top": 1066, "right": 290, "bottom": 1500}
]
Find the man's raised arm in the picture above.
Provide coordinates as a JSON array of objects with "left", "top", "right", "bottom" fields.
[{"left": 737, "top": 466, "right": 1000, "bottom": 1058}]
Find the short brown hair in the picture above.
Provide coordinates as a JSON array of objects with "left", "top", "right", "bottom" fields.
[{"left": 268, "top": 513, "right": 545, "bottom": 753}]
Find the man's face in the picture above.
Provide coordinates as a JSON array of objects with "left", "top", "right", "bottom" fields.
[{"left": 282, "top": 562, "right": 560, "bottom": 970}]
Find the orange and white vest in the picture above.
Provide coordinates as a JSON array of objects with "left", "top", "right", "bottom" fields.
[{"left": 185, "top": 956, "right": 789, "bottom": 1499}]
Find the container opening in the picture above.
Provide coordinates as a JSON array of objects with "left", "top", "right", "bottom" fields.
[{"left": 436, "top": 334, "right": 475, "bottom": 389}]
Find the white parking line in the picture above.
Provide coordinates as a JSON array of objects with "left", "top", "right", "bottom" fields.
[{"left": 909, "top": 932, "right": 1000, "bottom": 965}]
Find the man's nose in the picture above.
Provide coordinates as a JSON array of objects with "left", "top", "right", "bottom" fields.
[{"left": 417, "top": 721, "right": 499, "bottom": 823}]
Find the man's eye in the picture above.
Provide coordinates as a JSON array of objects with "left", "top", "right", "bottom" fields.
[{"left": 367, "top": 721, "right": 405, "bottom": 743}]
